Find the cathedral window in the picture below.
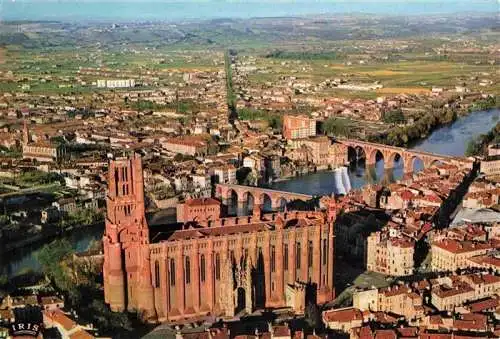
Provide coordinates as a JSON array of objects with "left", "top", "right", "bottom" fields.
[
  {"left": 296, "top": 242, "right": 301, "bottom": 269},
  {"left": 215, "top": 253, "right": 220, "bottom": 280},
  {"left": 308, "top": 241, "right": 313, "bottom": 268},
  {"left": 271, "top": 245, "right": 276, "bottom": 273},
  {"left": 284, "top": 244, "right": 288, "bottom": 271},
  {"left": 257, "top": 247, "right": 264, "bottom": 273},
  {"left": 200, "top": 254, "right": 206, "bottom": 282},
  {"left": 114, "top": 169, "right": 119, "bottom": 196},
  {"left": 154, "top": 261, "right": 160, "bottom": 288},
  {"left": 170, "top": 259, "right": 176, "bottom": 286},
  {"left": 322, "top": 239, "right": 327, "bottom": 265},
  {"left": 185, "top": 256, "right": 191, "bottom": 284}
]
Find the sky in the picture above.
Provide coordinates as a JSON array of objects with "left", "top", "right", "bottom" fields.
[
  {"left": 9, "top": 0, "right": 500, "bottom": 2},
  {"left": 2, "top": 0, "right": 497, "bottom": 22}
]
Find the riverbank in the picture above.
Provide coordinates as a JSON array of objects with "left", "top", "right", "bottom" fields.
[
  {"left": 268, "top": 164, "right": 342, "bottom": 186},
  {"left": 369, "top": 96, "right": 498, "bottom": 148},
  {"left": 0, "top": 208, "right": 178, "bottom": 278},
  {"left": 464, "top": 121, "right": 500, "bottom": 157},
  {"left": 1, "top": 221, "right": 104, "bottom": 253}
]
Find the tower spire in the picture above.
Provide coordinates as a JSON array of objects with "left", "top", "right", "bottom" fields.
[{"left": 22, "top": 120, "right": 30, "bottom": 145}]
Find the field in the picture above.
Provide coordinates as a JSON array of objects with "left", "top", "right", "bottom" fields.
[
  {"left": 0, "top": 48, "right": 6, "bottom": 64},
  {"left": 0, "top": 44, "right": 224, "bottom": 96},
  {"left": 245, "top": 57, "right": 497, "bottom": 99},
  {"left": 0, "top": 15, "right": 498, "bottom": 100}
]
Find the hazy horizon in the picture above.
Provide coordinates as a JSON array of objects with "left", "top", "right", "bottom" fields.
[{"left": 1, "top": 0, "right": 498, "bottom": 23}]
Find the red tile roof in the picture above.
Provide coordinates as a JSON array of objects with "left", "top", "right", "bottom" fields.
[
  {"left": 432, "top": 239, "right": 494, "bottom": 254},
  {"left": 466, "top": 297, "right": 499, "bottom": 312},
  {"left": 185, "top": 198, "right": 220, "bottom": 206},
  {"left": 322, "top": 307, "right": 363, "bottom": 322},
  {"left": 44, "top": 310, "right": 76, "bottom": 331}
]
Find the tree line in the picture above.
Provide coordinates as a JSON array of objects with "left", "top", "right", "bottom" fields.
[
  {"left": 465, "top": 121, "right": 500, "bottom": 157},
  {"left": 225, "top": 50, "right": 238, "bottom": 123},
  {"left": 369, "top": 107, "right": 457, "bottom": 146},
  {"left": 37, "top": 240, "right": 136, "bottom": 337},
  {"left": 237, "top": 108, "right": 282, "bottom": 130}
]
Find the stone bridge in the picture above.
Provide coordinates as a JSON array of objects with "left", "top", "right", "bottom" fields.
[
  {"left": 338, "top": 139, "right": 471, "bottom": 173},
  {"left": 215, "top": 184, "right": 312, "bottom": 211}
]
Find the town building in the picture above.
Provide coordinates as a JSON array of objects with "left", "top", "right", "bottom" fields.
[
  {"left": 467, "top": 252, "right": 500, "bottom": 273},
  {"left": 366, "top": 232, "right": 415, "bottom": 276},
  {"left": 283, "top": 115, "right": 316, "bottom": 140},
  {"left": 431, "top": 239, "right": 495, "bottom": 272},
  {"left": 22, "top": 121, "right": 65, "bottom": 163},
  {"left": 322, "top": 307, "right": 363, "bottom": 335},
  {"left": 480, "top": 156, "right": 500, "bottom": 177},
  {"left": 487, "top": 144, "right": 500, "bottom": 157},
  {"left": 176, "top": 198, "right": 221, "bottom": 224},
  {"left": 431, "top": 279, "right": 474, "bottom": 312},
  {"left": 288, "top": 137, "right": 347, "bottom": 168},
  {"left": 43, "top": 309, "right": 95, "bottom": 339},
  {"left": 162, "top": 137, "right": 208, "bottom": 156},
  {"left": 353, "top": 285, "right": 424, "bottom": 322},
  {"left": 212, "top": 165, "right": 237, "bottom": 184},
  {"left": 103, "top": 154, "right": 336, "bottom": 322},
  {"left": 96, "top": 79, "right": 135, "bottom": 88}
]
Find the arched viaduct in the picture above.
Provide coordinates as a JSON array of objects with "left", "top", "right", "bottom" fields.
[
  {"left": 215, "top": 184, "right": 312, "bottom": 212},
  {"left": 338, "top": 139, "right": 472, "bottom": 173}
]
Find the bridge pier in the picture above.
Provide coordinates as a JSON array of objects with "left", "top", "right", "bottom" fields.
[
  {"left": 237, "top": 200, "right": 247, "bottom": 216},
  {"left": 365, "top": 157, "right": 377, "bottom": 168},
  {"left": 403, "top": 154, "right": 414, "bottom": 173},
  {"left": 423, "top": 159, "right": 435, "bottom": 169},
  {"left": 271, "top": 198, "right": 286, "bottom": 212},
  {"left": 382, "top": 168, "right": 395, "bottom": 185},
  {"left": 365, "top": 165, "right": 378, "bottom": 184}
]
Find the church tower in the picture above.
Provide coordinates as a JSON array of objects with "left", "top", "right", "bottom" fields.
[
  {"left": 22, "top": 120, "right": 30, "bottom": 145},
  {"left": 103, "top": 153, "right": 156, "bottom": 319}
]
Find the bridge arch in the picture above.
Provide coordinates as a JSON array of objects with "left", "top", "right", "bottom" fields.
[
  {"left": 367, "top": 149, "right": 384, "bottom": 166},
  {"left": 338, "top": 139, "right": 465, "bottom": 175},
  {"left": 429, "top": 158, "right": 444, "bottom": 168},
  {"left": 411, "top": 155, "right": 424, "bottom": 173},
  {"left": 215, "top": 184, "right": 313, "bottom": 215},
  {"left": 387, "top": 152, "right": 403, "bottom": 168},
  {"left": 227, "top": 188, "right": 238, "bottom": 201},
  {"left": 275, "top": 197, "right": 287, "bottom": 212},
  {"left": 241, "top": 191, "right": 255, "bottom": 215},
  {"left": 224, "top": 188, "right": 239, "bottom": 215},
  {"left": 259, "top": 192, "right": 273, "bottom": 213},
  {"left": 347, "top": 146, "right": 367, "bottom": 165}
]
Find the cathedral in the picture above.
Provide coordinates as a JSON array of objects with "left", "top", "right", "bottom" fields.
[{"left": 103, "top": 154, "right": 336, "bottom": 322}]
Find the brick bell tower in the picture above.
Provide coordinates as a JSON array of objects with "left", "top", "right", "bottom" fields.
[{"left": 103, "top": 153, "right": 156, "bottom": 319}]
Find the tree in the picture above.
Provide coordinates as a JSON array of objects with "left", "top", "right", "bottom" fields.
[
  {"left": 465, "top": 137, "right": 480, "bottom": 156},
  {"left": 0, "top": 274, "right": 7, "bottom": 287},
  {"left": 269, "top": 115, "right": 282, "bottom": 131},
  {"left": 383, "top": 109, "right": 406, "bottom": 124},
  {"left": 173, "top": 153, "right": 188, "bottom": 162},
  {"left": 37, "top": 239, "right": 73, "bottom": 291},
  {"left": 305, "top": 302, "right": 321, "bottom": 329},
  {"left": 321, "top": 117, "right": 353, "bottom": 137},
  {"left": 236, "top": 167, "right": 252, "bottom": 185}
]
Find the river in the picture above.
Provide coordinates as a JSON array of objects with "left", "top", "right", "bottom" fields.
[
  {"left": 1, "top": 109, "right": 498, "bottom": 278},
  {"left": 0, "top": 209, "right": 177, "bottom": 279},
  {"left": 271, "top": 108, "right": 500, "bottom": 195}
]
